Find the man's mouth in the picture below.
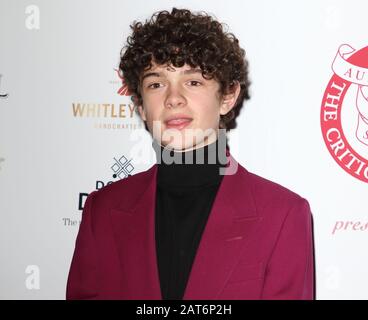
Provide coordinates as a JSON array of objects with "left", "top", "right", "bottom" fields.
[{"left": 164, "top": 116, "right": 193, "bottom": 130}]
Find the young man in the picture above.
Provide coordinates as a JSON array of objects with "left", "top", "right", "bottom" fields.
[{"left": 66, "top": 7, "right": 315, "bottom": 300}]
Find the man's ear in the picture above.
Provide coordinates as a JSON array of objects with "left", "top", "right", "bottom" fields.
[
  {"left": 131, "top": 94, "right": 146, "bottom": 121},
  {"left": 137, "top": 105, "right": 147, "bottom": 121},
  {"left": 220, "top": 81, "right": 241, "bottom": 116}
]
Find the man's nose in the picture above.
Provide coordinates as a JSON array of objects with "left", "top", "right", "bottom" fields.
[{"left": 164, "top": 85, "right": 186, "bottom": 109}]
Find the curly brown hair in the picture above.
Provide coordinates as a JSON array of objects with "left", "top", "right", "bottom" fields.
[{"left": 119, "top": 7, "right": 251, "bottom": 131}]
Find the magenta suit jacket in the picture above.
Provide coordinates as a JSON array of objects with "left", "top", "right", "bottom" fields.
[{"left": 66, "top": 152, "right": 315, "bottom": 300}]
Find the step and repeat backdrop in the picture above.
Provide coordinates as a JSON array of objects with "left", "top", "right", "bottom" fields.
[{"left": 0, "top": 0, "right": 367, "bottom": 299}]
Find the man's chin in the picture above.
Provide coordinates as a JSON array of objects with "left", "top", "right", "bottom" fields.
[
  {"left": 161, "top": 142, "right": 191, "bottom": 152},
  {"left": 160, "top": 139, "right": 206, "bottom": 152}
]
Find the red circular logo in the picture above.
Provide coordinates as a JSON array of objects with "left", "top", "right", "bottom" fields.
[{"left": 321, "top": 44, "right": 368, "bottom": 183}]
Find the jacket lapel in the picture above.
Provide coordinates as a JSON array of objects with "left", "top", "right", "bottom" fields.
[
  {"left": 110, "top": 153, "right": 263, "bottom": 300},
  {"left": 182, "top": 154, "right": 263, "bottom": 299},
  {"left": 110, "top": 163, "right": 161, "bottom": 299}
]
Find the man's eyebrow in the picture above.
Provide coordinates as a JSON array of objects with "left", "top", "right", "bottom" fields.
[{"left": 141, "top": 68, "right": 203, "bottom": 82}]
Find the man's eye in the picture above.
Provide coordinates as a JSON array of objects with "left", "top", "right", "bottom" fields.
[
  {"left": 147, "top": 83, "right": 161, "bottom": 89},
  {"left": 188, "top": 80, "right": 202, "bottom": 86}
]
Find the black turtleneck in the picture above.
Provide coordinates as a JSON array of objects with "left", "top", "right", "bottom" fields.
[{"left": 153, "top": 137, "right": 227, "bottom": 300}]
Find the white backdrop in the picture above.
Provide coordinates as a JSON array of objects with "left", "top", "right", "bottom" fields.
[{"left": 0, "top": 0, "right": 367, "bottom": 299}]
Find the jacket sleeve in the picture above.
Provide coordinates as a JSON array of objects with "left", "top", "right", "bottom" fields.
[
  {"left": 261, "top": 197, "right": 315, "bottom": 300},
  {"left": 66, "top": 190, "right": 99, "bottom": 300}
]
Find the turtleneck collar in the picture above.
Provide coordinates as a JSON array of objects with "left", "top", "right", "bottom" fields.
[{"left": 153, "top": 136, "right": 228, "bottom": 188}]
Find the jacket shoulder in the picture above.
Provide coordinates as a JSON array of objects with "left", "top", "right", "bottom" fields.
[
  {"left": 86, "top": 164, "right": 155, "bottom": 210},
  {"left": 244, "top": 168, "right": 310, "bottom": 211}
]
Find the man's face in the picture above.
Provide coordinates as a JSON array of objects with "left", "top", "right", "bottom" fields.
[{"left": 137, "top": 61, "right": 239, "bottom": 151}]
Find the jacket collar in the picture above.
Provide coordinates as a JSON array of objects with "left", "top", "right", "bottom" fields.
[{"left": 110, "top": 152, "right": 263, "bottom": 299}]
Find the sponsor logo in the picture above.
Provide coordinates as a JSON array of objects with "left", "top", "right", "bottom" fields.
[{"left": 321, "top": 44, "right": 368, "bottom": 182}]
